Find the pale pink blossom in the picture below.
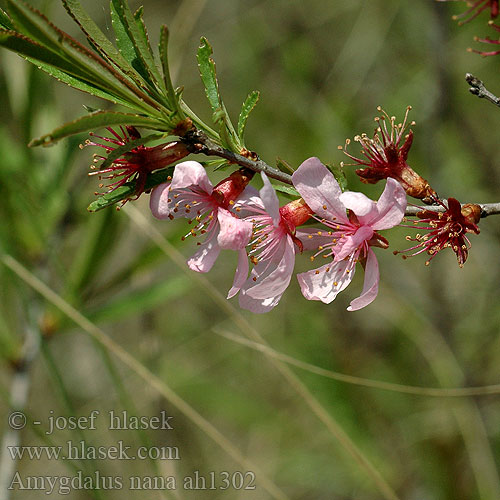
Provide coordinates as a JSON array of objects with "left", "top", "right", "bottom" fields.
[
  {"left": 293, "top": 157, "right": 406, "bottom": 311},
  {"left": 150, "top": 161, "right": 253, "bottom": 273},
  {"left": 229, "top": 172, "right": 311, "bottom": 313}
]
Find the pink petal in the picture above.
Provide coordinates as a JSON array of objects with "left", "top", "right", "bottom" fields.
[
  {"left": 187, "top": 238, "right": 221, "bottom": 273},
  {"left": 333, "top": 225, "right": 373, "bottom": 261},
  {"left": 297, "top": 258, "right": 354, "bottom": 304},
  {"left": 295, "top": 227, "right": 334, "bottom": 251},
  {"left": 238, "top": 293, "right": 282, "bottom": 314},
  {"left": 368, "top": 178, "right": 407, "bottom": 230},
  {"left": 347, "top": 249, "right": 379, "bottom": 311},
  {"left": 292, "top": 157, "right": 347, "bottom": 221},
  {"left": 340, "top": 191, "right": 376, "bottom": 217},
  {"left": 260, "top": 173, "right": 280, "bottom": 225},
  {"left": 244, "top": 236, "right": 296, "bottom": 299},
  {"left": 150, "top": 182, "right": 171, "bottom": 219},
  {"left": 170, "top": 161, "right": 213, "bottom": 194},
  {"left": 227, "top": 249, "right": 249, "bottom": 299},
  {"left": 216, "top": 208, "right": 253, "bottom": 250}
]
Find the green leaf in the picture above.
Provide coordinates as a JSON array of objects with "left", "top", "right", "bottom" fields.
[
  {"left": 0, "top": 7, "right": 14, "bottom": 30},
  {"left": 133, "top": 7, "right": 153, "bottom": 60},
  {"left": 197, "top": 37, "right": 221, "bottom": 113},
  {"left": 326, "top": 162, "right": 348, "bottom": 191},
  {"left": 61, "top": 0, "right": 137, "bottom": 77},
  {"left": 28, "top": 111, "right": 165, "bottom": 147},
  {"left": 7, "top": 0, "right": 63, "bottom": 53},
  {"left": 110, "top": 0, "right": 163, "bottom": 91},
  {"left": 159, "top": 25, "right": 181, "bottom": 116},
  {"left": 272, "top": 183, "right": 300, "bottom": 198},
  {"left": 6, "top": 0, "right": 158, "bottom": 114},
  {"left": 0, "top": 29, "right": 134, "bottom": 107},
  {"left": 87, "top": 166, "right": 174, "bottom": 211},
  {"left": 276, "top": 157, "right": 295, "bottom": 174},
  {"left": 0, "top": 29, "right": 88, "bottom": 77},
  {"left": 238, "top": 91, "right": 259, "bottom": 143},
  {"left": 197, "top": 37, "right": 240, "bottom": 151},
  {"left": 97, "top": 132, "right": 164, "bottom": 171},
  {"left": 24, "top": 56, "right": 133, "bottom": 107}
]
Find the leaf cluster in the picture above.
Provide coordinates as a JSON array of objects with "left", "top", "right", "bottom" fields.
[{"left": 0, "top": 0, "right": 184, "bottom": 146}]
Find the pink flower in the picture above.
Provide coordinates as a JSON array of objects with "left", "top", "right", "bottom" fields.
[
  {"left": 229, "top": 172, "right": 312, "bottom": 313},
  {"left": 150, "top": 161, "right": 253, "bottom": 273},
  {"left": 341, "top": 107, "right": 436, "bottom": 203},
  {"left": 85, "top": 126, "right": 189, "bottom": 198},
  {"left": 293, "top": 158, "right": 407, "bottom": 311}
]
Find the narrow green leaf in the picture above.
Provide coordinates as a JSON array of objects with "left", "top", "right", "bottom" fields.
[
  {"left": 133, "top": 7, "right": 154, "bottom": 60},
  {"left": 0, "top": 29, "right": 136, "bottom": 109},
  {"left": 197, "top": 37, "right": 241, "bottom": 151},
  {"left": 237, "top": 90, "right": 259, "bottom": 142},
  {"left": 24, "top": 56, "right": 133, "bottom": 107},
  {"left": 87, "top": 166, "right": 174, "bottom": 211},
  {"left": 61, "top": 0, "right": 137, "bottom": 77},
  {"left": 326, "top": 162, "right": 348, "bottom": 191},
  {"left": 110, "top": 0, "right": 163, "bottom": 91},
  {"left": 272, "top": 183, "right": 300, "bottom": 198},
  {"left": 276, "top": 157, "right": 294, "bottom": 174},
  {"left": 110, "top": 0, "right": 138, "bottom": 68},
  {"left": 197, "top": 37, "right": 220, "bottom": 113},
  {"left": 97, "top": 132, "right": 164, "bottom": 171},
  {"left": 7, "top": 0, "right": 63, "bottom": 53},
  {"left": 28, "top": 111, "right": 165, "bottom": 147},
  {"left": 0, "top": 29, "right": 88, "bottom": 77},
  {"left": 159, "top": 25, "right": 181, "bottom": 115},
  {"left": 0, "top": 7, "right": 14, "bottom": 30},
  {"left": 6, "top": 0, "right": 159, "bottom": 113},
  {"left": 0, "top": 29, "right": 139, "bottom": 109}
]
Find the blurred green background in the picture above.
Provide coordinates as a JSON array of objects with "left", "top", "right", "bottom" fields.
[{"left": 2, "top": 0, "right": 500, "bottom": 499}]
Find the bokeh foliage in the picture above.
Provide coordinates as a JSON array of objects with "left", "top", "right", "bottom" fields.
[{"left": 1, "top": 1, "right": 500, "bottom": 499}]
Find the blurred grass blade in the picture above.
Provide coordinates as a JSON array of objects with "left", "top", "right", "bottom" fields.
[
  {"left": 88, "top": 275, "right": 192, "bottom": 323},
  {"left": 1, "top": 255, "right": 290, "bottom": 500},
  {"left": 28, "top": 111, "right": 165, "bottom": 147},
  {"left": 237, "top": 90, "right": 259, "bottom": 144},
  {"left": 65, "top": 209, "right": 120, "bottom": 299}
]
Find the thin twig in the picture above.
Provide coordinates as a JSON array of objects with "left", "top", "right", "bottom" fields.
[
  {"left": 466, "top": 73, "right": 500, "bottom": 107},
  {"left": 182, "top": 129, "right": 294, "bottom": 185},
  {"left": 181, "top": 126, "right": 500, "bottom": 219}
]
